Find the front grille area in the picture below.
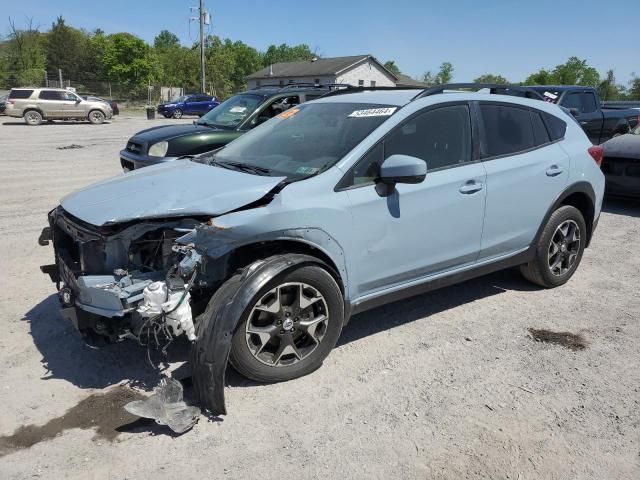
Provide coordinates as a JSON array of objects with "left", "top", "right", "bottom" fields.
[{"left": 126, "top": 141, "right": 144, "bottom": 154}]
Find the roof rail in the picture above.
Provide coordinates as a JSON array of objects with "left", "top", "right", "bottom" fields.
[
  {"left": 250, "top": 83, "right": 353, "bottom": 93},
  {"left": 319, "top": 85, "right": 423, "bottom": 99},
  {"left": 412, "top": 83, "right": 545, "bottom": 101}
]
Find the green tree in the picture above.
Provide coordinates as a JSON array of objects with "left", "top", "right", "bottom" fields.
[
  {"left": 45, "top": 16, "right": 87, "bottom": 81},
  {"left": 421, "top": 62, "right": 454, "bottom": 86},
  {"left": 597, "top": 70, "right": 621, "bottom": 101},
  {"left": 474, "top": 73, "right": 509, "bottom": 84},
  {"left": 552, "top": 57, "right": 599, "bottom": 87},
  {"left": 524, "top": 68, "right": 555, "bottom": 85},
  {"left": 628, "top": 75, "right": 640, "bottom": 100},
  {"left": 383, "top": 60, "right": 401, "bottom": 77},
  {"left": 4, "top": 17, "right": 46, "bottom": 87},
  {"left": 262, "top": 43, "right": 316, "bottom": 66},
  {"left": 102, "top": 33, "right": 158, "bottom": 87},
  {"left": 154, "top": 30, "right": 180, "bottom": 50}
]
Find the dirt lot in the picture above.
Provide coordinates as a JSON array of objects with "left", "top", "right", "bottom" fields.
[{"left": 0, "top": 116, "right": 638, "bottom": 480}]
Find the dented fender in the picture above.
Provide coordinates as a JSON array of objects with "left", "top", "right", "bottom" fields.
[{"left": 191, "top": 254, "right": 333, "bottom": 415}]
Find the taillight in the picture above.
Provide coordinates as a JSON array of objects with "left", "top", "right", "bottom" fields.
[{"left": 588, "top": 145, "right": 604, "bottom": 167}]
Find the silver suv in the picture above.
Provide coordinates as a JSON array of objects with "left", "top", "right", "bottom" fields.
[{"left": 5, "top": 87, "right": 113, "bottom": 125}]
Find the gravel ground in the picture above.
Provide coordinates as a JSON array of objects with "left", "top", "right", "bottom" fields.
[{"left": 0, "top": 116, "right": 638, "bottom": 480}]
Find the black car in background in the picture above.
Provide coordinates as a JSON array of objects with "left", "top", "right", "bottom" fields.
[
  {"left": 601, "top": 124, "right": 640, "bottom": 198},
  {"left": 0, "top": 94, "right": 7, "bottom": 114},
  {"left": 80, "top": 95, "right": 119, "bottom": 115},
  {"left": 120, "top": 84, "right": 336, "bottom": 171}
]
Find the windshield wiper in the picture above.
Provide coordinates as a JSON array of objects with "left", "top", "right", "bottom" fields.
[{"left": 214, "top": 160, "right": 271, "bottom": 176}]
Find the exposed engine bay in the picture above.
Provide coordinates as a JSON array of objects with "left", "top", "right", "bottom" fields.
[{"left": 39, "top": 207, "right": 222, "bottom": 345}]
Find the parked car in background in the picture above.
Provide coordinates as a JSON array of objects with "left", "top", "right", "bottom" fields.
[
  {"left": 120, "top": 84, "right": 333, "bottom": 171},
  {"left": 0, "top": 94, "right": 7, "bottom": 114},
  {"left": 156, "top": 93, "right": 219, "bottom": 119},
  {"left": 5, "top": 88, "right": 113, "bottom": 125},
  {"left": 81, "top": 95, "right": 119, "bottom": 115},
  {"left": 527, "top": 85, "right": 640, "bottom": 144},
  {"left": 601, "top": 123, "right": 640, "bottom": 198},
  {"left": 41, "top": 84, "right": 604, "bottom": 414}
]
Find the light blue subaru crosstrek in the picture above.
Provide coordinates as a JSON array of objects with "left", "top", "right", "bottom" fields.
[{"left": 40, "top": 84, "right": 605, "bottom": 414}]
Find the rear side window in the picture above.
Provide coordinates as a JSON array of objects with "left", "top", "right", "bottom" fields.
[
  {"left": 39, "top": 90, "right": 64, "bottom": 100},
  {"left": 531, "top": 111, "right": 550, "bottom": 145},
  {"left": 9, "top": 89, "right": 34, "bottom": 99},
  {"left": 480, "top": 104, "right": 534, "bottom": 157},
  {"left": 542, "top": 113, "right": 567, "bottom": 141}
]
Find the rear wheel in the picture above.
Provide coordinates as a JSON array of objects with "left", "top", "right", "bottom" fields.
[
  {"left": 172, "top": 108, "right": 183, "bottom": 119},
  {"left": 520, "top": 205, "right": 586, "bottom": 288},
  {"left": 24, "top": 110, "right": 43, "bottom": 126},
  {"left": 88, "top": 110, "right": 105, "bottom": 124}
]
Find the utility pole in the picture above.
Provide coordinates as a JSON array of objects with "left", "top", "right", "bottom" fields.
[
  {"left": 190, "top": 1, "right": 208, "bottom": 93},
  {"left": 58, "top": 68, "right": 63, "bottom": 87}
]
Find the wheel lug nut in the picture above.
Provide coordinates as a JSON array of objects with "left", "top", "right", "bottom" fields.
[
  {"left": 280, "top": 329, "right": 285, "bottom": 334},
  {"left": 294, "top": 317, "right": 299, "bottom": 322}
]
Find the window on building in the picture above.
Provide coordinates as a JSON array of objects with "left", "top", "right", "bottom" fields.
[
  {"left": 288, "top": 79, "right": 294, "bottom": 84},
  {"left": 256, "top": 81, "right": 261, "bottom": 87},
  {"left": 314, "top": 78, "right": 320, "bottom": 85},
  {"left": 479, "top": 104, "right": 534, "bottom": 157},
  {"left": 358, "top": 80, "right": 364, "bottom": 87},
  {"left": 279, "top": 80, "right": 284, "bottom": 87},
  {"left": 371, "top": 80, "right": 376, "bottom": 87}
]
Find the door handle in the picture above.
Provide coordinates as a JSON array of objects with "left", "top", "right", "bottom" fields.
[
  {"left": 580, "top": 121, "right": 588, "bottom": 125},
  {"left": 459, "top": 180, "right": 484, "bottom": 194},
  {"left": 546, "top": 165, "right": 564, "bottom": 177}
]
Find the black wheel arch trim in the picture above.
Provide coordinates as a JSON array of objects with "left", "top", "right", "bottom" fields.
[
  {"left": 192, "top": 253, "right": 336, "bottom": 415},
  {"left": 533, "top": 181, "right": 597, "bottom": 248}
]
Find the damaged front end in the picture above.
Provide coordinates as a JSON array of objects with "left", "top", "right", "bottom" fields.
[{"left": 39, "top": 207, "right": 221, "bottom": 344}]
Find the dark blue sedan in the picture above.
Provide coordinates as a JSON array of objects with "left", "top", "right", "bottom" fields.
[{"left": 157, "top": 93, "right": 219, "bottom": 119}]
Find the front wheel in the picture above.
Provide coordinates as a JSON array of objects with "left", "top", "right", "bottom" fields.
[
  {"left": 520, "top": 205, "right": 586, "bottom": 288},
  {"left": 172, "top": 108, "right": 183, "bottom": 119},
  {"left": 88, "top": 110, "right": 105, "bottom": 124}
]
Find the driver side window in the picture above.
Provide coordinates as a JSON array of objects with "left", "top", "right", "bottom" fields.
[
  {"left": 254, "top": 95, "right": 300, "bottom": 125},
  {"left": 342, "top": 104, "right": 473, "bottom": 187}
]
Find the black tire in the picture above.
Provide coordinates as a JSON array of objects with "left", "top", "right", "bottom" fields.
[
  {"left": 23, "top": 110, "right": 43, "bottom": 126},
  {"left": 163, "top": 113, "right": 171, "bottom": 118},
  {"left": 520, "top": 205, "right": 586, "bottom": 288},
  {"left": 228, "top": 264, "right": 344, "bottom": 382},
  {"left": 172, "top": 108, "right": 183, "bottom": 119},
  {"left": 88, "top": 110, "right": 105, "bottom": 124}
]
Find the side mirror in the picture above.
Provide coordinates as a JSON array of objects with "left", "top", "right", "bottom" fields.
[
  {"left": 376, "top": 154, "right": 426, "bottom": 197},
  {"left": 379, "top": 154, "right": 426, "bottom": 185},
  {"left": 569, "top": 107, "right": 580, "bottom": 118}
]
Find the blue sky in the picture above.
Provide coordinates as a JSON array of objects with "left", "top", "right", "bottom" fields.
[{"left": 2, "top": 0, "right": 638, "bottom": 84}]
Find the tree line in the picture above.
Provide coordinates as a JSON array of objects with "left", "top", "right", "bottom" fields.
[
  {"left": 1, "top": 17, "right": 639, "bottom": 101},
  {"left": 384, "top": 58, "right": 640, "bottom": 100},
  {"left": 0, "top": 17, "right": 318, "bottom": 99}
]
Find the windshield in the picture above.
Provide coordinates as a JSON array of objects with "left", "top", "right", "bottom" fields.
[
  {"left": 197, "top": 94, "right": 263, "bottom": 130},
  {"left": 207, "top": 102, "right": 397, "bottom": 179}
]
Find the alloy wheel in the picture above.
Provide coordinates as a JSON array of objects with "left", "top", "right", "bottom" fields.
[
  {"left": 548, "top": 219, "right": 581, "bottom": 276},
  {"left": 245, "top": 282, "right": 329, "bottom": 367},
  {"left": 90, "top": 111, "right": 105, "bottom": 124}
]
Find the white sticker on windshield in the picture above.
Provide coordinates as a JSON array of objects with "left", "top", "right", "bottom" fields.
[
  {"left": 229, "top": 106, "right": 247, "bottom": 113},
  {"left": 348, "top": 107, "right": 397, "bottom": 118}
]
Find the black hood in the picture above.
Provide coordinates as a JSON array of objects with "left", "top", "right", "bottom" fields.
[{"left": 132, "top": 123, "right": 218, "bottom": 143}]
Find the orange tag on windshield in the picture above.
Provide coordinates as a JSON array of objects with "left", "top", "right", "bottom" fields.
[{"left": 277, "top": 108, "right": 300, "bottom": 119}]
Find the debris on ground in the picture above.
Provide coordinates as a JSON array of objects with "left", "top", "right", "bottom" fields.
[
  {"left": 528, "top": 328, "right": 588, "bottom": 351},
  {"left": 57, "top": 144, "right": 84, "bottom": 150},
  {"left": 124, "top": 378, "right": 199, "bottom": 434}
]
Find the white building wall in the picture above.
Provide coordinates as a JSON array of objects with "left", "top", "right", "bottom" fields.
[{"left": 337, "top": 60, "right": 396, "bottom": 87}]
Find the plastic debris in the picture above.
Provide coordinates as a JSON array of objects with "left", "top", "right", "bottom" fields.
[{"left": 124, "top": 378, "right": 199, "bottom": 434}]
